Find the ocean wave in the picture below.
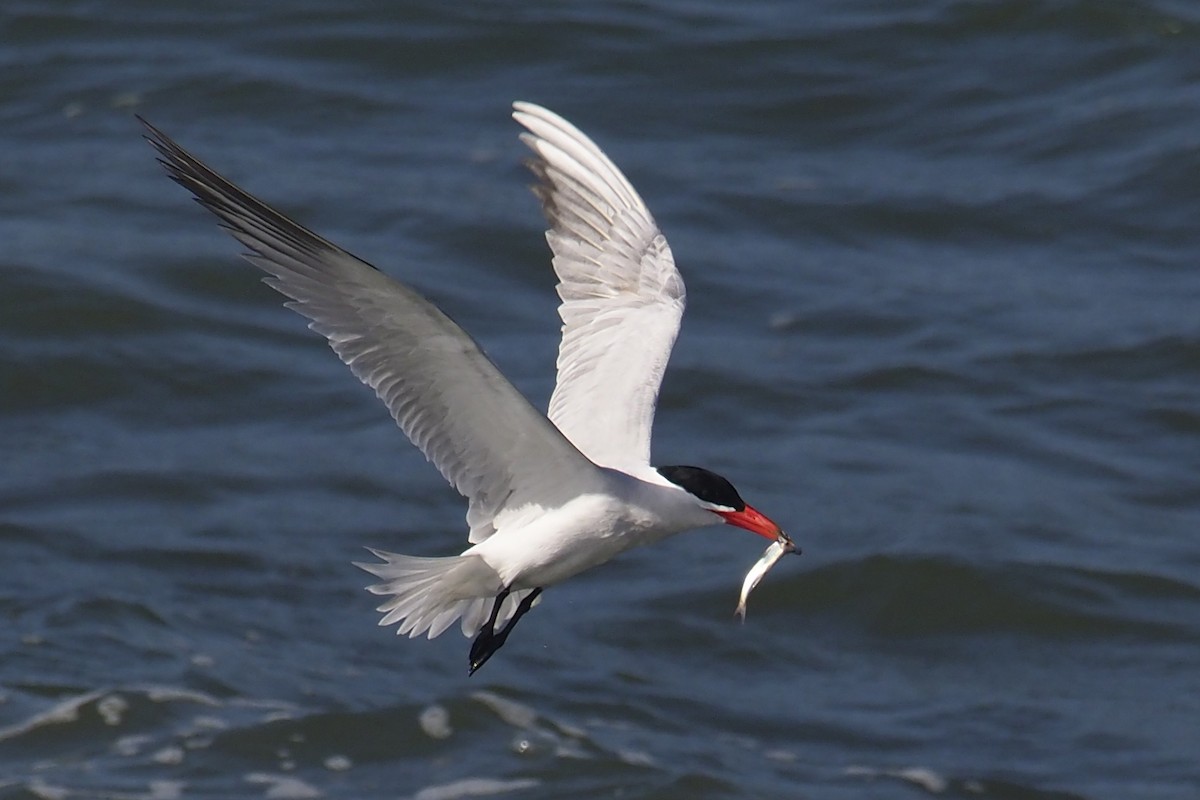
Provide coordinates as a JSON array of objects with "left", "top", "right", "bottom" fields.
[{"left": 790, "top": 554, "right": 1200, "bottom": 641}]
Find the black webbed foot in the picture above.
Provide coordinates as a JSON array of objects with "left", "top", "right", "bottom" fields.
[{"left": 468, "top": 587, "right": 543, "bottom": 675}]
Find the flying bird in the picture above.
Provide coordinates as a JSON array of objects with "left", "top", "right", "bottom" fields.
[{"left": 142, "top": 102, "right": 795, "bottom": 675}]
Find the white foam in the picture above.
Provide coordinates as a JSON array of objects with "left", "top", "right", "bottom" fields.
[
  {"left": 152, "top": 746, "right": 185, "bottom": 765},
  {"left": 98, "top": 693, "right": 129, "bottom": 726},
  {"left": 245, "top": 773, "right": 322, "bottom": 799},
  {"left": 846, "top": 765, "right": 950, "bottom": 794},
  {"left": 897, "top": 767, "right": 948, "bottom": 793},
  {"left": 323, "top": 755, "right": 352, "bottom": 771},
  {"left": 113, "top": 733, "right": 152, "bottom": 756},
  {"left": 145, "top": 686, "right": 222, "bottom": 707},
  {"left": 419, "top": 704, "right": 454, "bottom": 740},
  {"left": 470, "top": 691, "right": 536, "bottom": 729},
  {"left": 412, "top": 778, "right": 539, "bottom": 800}
]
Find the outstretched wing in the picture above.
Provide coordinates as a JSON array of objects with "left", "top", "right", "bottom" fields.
[
  {"left": 514, "top": 102, "right": 686, "bottom": 471},
  {"left": 142, "top": 118, "right": 601, "bottom": 542}
]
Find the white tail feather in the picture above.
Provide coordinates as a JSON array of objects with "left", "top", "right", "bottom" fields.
[{"left": 355, "top": 549, "right": 533, "bottom": 639}]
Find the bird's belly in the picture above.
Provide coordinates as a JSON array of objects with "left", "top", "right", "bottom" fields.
[{"left": 470, "top": 494, "right": 674, "bottom": 589}]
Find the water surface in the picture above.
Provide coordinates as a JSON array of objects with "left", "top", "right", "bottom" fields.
[{"left": 2, "top": 2, "right": 1199, "bottom": 798}]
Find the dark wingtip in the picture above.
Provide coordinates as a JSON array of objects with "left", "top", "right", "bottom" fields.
[
  {"left": 135, "top": 113, "right": 167, "bottom": 149},
  {"left": 134, "top": 114, "right": 187, "bottom": 183}
]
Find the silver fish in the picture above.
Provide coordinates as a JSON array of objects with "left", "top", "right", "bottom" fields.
[{"left": 735, "top": 535, "right": 797, "bottom": 621}]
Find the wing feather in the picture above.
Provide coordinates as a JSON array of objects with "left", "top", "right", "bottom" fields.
[
  {"left": 512, "top": 102, "right": 686, "bottom": 470},
  {"left": 141, "top": 117, "right": 600, "bottom": 542}
]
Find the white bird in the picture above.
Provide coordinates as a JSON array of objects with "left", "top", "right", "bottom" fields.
[{"left": 142, "top": 102, "right": 794, "bottom": 674}]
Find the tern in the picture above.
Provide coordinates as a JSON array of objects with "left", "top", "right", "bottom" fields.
[{"left": 142, "top": 102, "right": 794, "bottom": 674}]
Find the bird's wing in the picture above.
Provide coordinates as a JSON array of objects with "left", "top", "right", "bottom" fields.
[
  {"left": 142, "top": 118, "right": 602, "bottom": 544},
  {"left": 513, "top": 102, "right": 686, "bottom": 471}
]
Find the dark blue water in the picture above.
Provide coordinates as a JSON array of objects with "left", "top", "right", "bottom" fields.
[{"left": 2, "top": 1, "right": 1198, "bottom": 798}]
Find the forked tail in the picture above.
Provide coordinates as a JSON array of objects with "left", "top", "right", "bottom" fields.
[{"left": 355, "top": 550, "right": 532, "bottom": 639}]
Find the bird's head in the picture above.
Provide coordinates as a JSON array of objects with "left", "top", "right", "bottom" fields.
[{"left": 656, "top": 465, "right": 788, "bottom": 542}]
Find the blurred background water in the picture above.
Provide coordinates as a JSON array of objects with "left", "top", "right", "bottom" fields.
[{"left": 2, "top": 1, "right": 1199, "bottom": 798}]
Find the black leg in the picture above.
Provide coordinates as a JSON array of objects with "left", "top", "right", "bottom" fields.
[
  {"left": 469, "top": 587, "right": 509, "bottom": 674},
  {"left": 468, "top": 587, "right": 543, "bottom": 676}
]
